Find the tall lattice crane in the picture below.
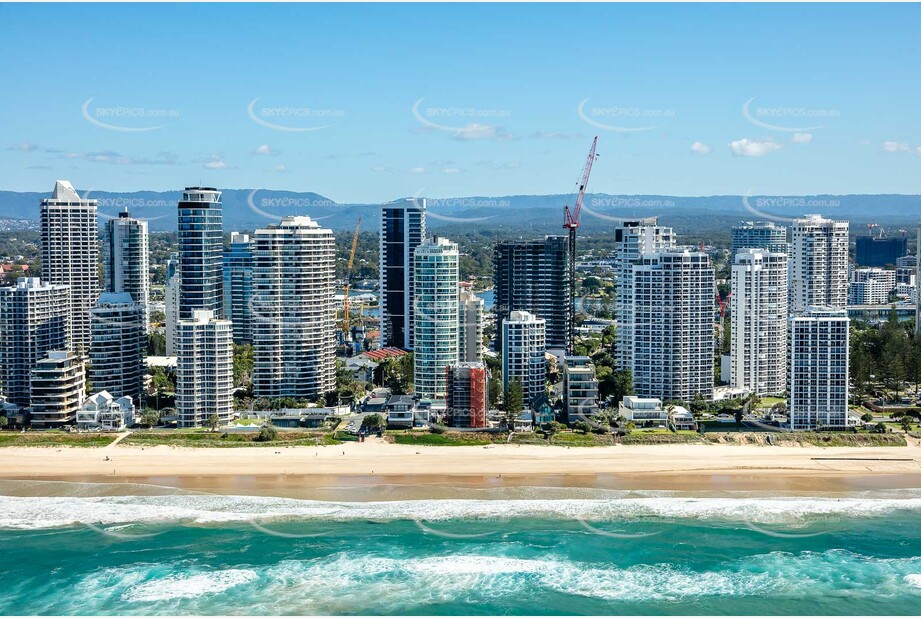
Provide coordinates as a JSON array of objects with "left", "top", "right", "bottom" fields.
[
  {"left": 342, "top": 217, "right": 362, "bottom": 339},
  {"left": 562, "top": 136, "right": 599, "bottom": 353}
]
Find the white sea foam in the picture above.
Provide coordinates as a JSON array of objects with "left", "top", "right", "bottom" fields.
[
  {"left": 904, "top": 574, "right": 921, "bottom": 588},
  {"left": 0, "top": 493, "right": 919, "bottom": 530},
  {"left": 65, "top": 551, "right": 921, "bottom": 613},
  {"left": 121, "top": 569, "right": 257, "bottom": 602}
]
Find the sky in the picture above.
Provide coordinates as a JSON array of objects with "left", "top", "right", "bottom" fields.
[{"left": 1, "top": 3, "right": 920, "bottom": 203}]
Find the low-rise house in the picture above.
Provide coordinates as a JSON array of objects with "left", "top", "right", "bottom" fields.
[
  {"left": 343, "top": 356, "right": 378, "bottom": 383},
  {"left": 514, "top": 411, "right": 535, "bottom": 432},
  {"left": 0, "top": 396, "right": 23, "bottom": 428},
  {"left": 269, "top": 412, "right": 331, "bottom": 429},
  {"left": 668, "top": 405, "right": 697, "bottom": 431},
  {"left": 362, "top": 396, "right": 389, "bottom": 414},
  {"left": 77, "top": 391, "right": 136, "bottom": 431},
  {"left": 619, "top": 396, "right": 668, "bottom": 428},
  {"left": 385, "top": 395, "right": 416, "bottom": 429}
]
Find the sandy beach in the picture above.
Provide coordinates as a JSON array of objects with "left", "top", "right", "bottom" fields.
[{"left": 3, "top": 439, "right": 921, "bottom": 495}]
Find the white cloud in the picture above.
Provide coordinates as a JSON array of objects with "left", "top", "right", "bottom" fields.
[
  {"left": 408, "top": 167, "right": 426, "bottom": 174},
  {"left": 690, "top": 141, "right": 712, "bottom": 155},
  {"left": 55, "top": 150, "right": 178, "bottom": 166},
  {"left": 440, "top": 167, "right": 463, "bottom": 174},
  {"left": 203, "top": 154, "right": 236, "bottom": 170},
  {"left": 371, "top": 165, "right": 391, "bottom": 173},
  {"left": 792, "top": 132, "right": 813, "bottom": 143},
  {"left": 917, "top": 147, "right": 921, "bottom": 157},
  {"left": 272, "top": 164, "right": 287, "bottom": 173},
  {"left": 882, "top": 140, "right": 910, "bottom": 153},
  {"left": 476, "top": 160, "right": 521, "bottom": 170},
  {"left": 451, "top": 124, "right": 516, "bottom": 141},
  {"left": 729, "top": 138, "right": 782, "bottom": 157},
  {"left": 529, "top": 131, "right": 584, "bottom": 140},
  {"left": 253, "top": 144, "right": 276, "bottom": 156},
  {"left": 6, "top": 141, "right": 38, "bottom": 152}
]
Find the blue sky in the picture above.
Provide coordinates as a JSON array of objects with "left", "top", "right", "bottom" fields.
[{"left": 1, "top": 3, "right": 920, "bottom": 202}]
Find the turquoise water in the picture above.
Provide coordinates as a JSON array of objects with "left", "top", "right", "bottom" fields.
[{"left": 2, "top": 484, "right": 921, "bottom": 615}]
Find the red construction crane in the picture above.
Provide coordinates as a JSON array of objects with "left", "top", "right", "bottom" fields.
[{"left": 563, "top": 136, "right": 599, "bottom": 353}]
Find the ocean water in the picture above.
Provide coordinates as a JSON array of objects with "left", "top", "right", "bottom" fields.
[{"left": 1, "top": 483, "right": 921, "bottom": 615}]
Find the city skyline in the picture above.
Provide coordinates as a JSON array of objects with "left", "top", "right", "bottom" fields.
[{"left": 2, "top": 4, "right": 921, "bottom": 203}]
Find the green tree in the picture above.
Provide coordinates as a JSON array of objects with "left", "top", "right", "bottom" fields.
[
  {"left": 487, "top": 376, "right": 501, "bottom": 409},
  {"left": 361, "top": 413, "right": 386, "bottom": 432},
  {"left": 572, "top": 420, "right": 592, "bottom": 434},
  {"left": 860, "top": 411, "right": 874, "bottom": 424},
  {"left": 207, "top": 413, "right": 221, "bottom": 432},
  {"left": 581, "top": 276, "right": 603, "bottom": 294},
  {"left": 0, "top": 416, "right": 8, "bottom": 429},
  {"left": 150, "top": 366, "right": 175, "bottom": 393},
  {"left": 880, "top": 310, "right": 910, "bottom": 399},
  {"left": 504, "top": 378, "right": 524, "bottom": 428},
  {"left": 232, "top": 344, "right": 254, "bottom": 389},
  {"left": 547, "top": 420, "right": 568, "bottom": 436},
  {"left": 255, "top": 424, "right": 278, "bottom": 442},
  {"left": 908, "top": 335, "right": 921, "bottom": 392},
  {"left": 690, "top": 392, "right": 708, "bottom": 417},
  {"left": 140, "top": 409, "right": 161, "bottom": 427},
  {"left": 599, "top": 369, "right": 632, "bottom": 405},
  {"left": 147, "top": 331, "right": 167, "bottom": 356},
  {"left": 901, "top": 416, "right": 913, "bottom": 432}
]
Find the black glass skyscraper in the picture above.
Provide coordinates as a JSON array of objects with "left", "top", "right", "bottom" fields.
[
  {"left": 493, "top": 236, "right": 570, "bottom": 352},
  {"left": 379, "top": 198, "right": 426, "bottom": 350}
]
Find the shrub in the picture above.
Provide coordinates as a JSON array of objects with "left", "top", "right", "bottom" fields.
[{"left": 255, "top": 424, "right": 278, "bottom": 442}]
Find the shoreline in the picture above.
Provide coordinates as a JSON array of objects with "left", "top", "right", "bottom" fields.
[{"left": 2, "top": 441, "right": 921, "bottom": 497}]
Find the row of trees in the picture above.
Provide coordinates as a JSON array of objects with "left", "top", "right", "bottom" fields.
[{"left": 851, "top": 313, "right": 921, "bottom": 401}]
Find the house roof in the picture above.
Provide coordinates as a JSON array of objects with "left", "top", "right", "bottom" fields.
[{"left": 363, "top": 347, "right": 407, "bottom": 361}]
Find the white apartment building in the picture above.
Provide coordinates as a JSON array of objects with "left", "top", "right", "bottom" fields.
[
  {"left": 165, "top": 254, "right": 180, "bottom": 355},
  {"left": 458, "top": 285, "right": 484, "bottom": 363},
  {"left": 0, "top": 278, "right": 72, "bottom": 407},
  {"left": 730, "top": 249, "right": 788, "bottom": 396},
  {"left": 562, "top": 356, "right": 599, "bottom": 422},
  {"left": 104, "top": 209, "right": 150, "bottom": 332},
  {"left": 413, "top": 237, "right": 459, "bottom": 399},
  {"left": 89, "top": 293, "right": 146, "bottom": 402},
  {"left": 790, "top": 215, "right": 849, "bottom": 314},
  {"left": 30, "top": 351, "right": 85, "bottom": 428},
  {"left": 40, "top": 180, "right": 99, "bottom": 353},
  {"left": 613, "top": 219, "right": 676, "bottom": 370},
  {"left": 176, "top": 310, "right": 233, "bottom": 428},
  {"left": 252, "top": 216, "right": 336, "bottom": 400},
  {"left": 849, "top": 268, "right": 897, "bottom": 305},
  {"left": 897, "top": 255, "right": 916, "bottom": 287},
  {"left": 730, "top": 221, "right": 788, "bottom": 258},
  {"left": 502, "top": 310, "right": 546, "bottom": 409},
  {"left": 788, "top": 307, "right": 851, "bottom": 430},
  {"left": 631, "top": 251, "right": 715, "bottom": 402}
]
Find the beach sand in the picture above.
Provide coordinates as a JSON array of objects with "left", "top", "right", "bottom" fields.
[{"left": 2, "top": 439, "right": 921, "bottom": 497}]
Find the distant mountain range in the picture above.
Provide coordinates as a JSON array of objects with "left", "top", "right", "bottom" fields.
[{"left": 1, "top": 189, "right": 919, "bottom": 235}]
